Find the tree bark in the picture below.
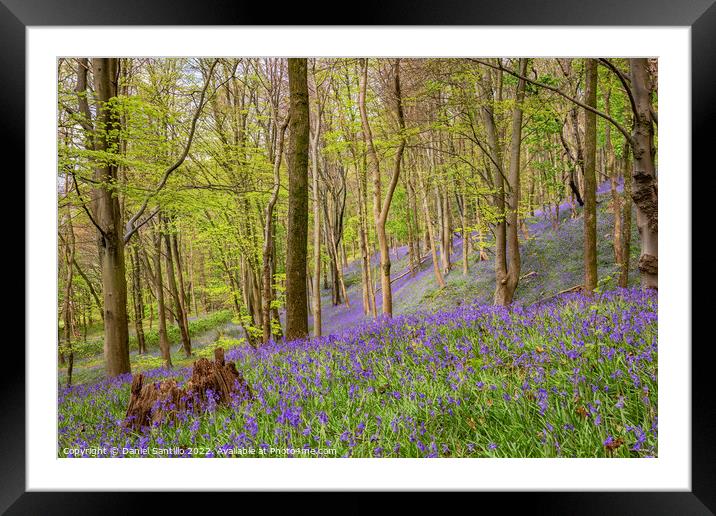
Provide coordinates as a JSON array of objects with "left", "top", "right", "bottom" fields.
[
  {"left": 629, "top": 58, "right": 658, "bottom": 289},
  {"left": 153, "top": 222, "right": 172, "bottom": 368},
  {"left": 61, "top": 181, "right": 76, "bottom": 386},
  {"left": 605, "top": 89, "right": 623, "bottom": 268},
  {"left": 356, "top": 161, "right": 373, "bottom": 316},
  {"left": 164, "top": 218, "right": 191, "bottom": 357},
  {"left": 492, "top": 59, "right": 527, "bottom": 305},
  {"left": 359, "top": 58, "right": 406, "bottom": 317},
  {"left": 285, "top": 58, "right": 310, "bottom": 340},
  {"left": 310, "top": 103, "right": 322, "bottom": 337},
  {"left": 171, "top": 232, "right": 190, "bottom": 339},
  {"left": 131, "top": 245, "right": 147, "bottom": 354},
  {"left": 262, "top": 115, "right": 289, "bottom": 343},
  {"left": 461, "top": 184, "right": 469, "bottom": 275},
  {"left": 419, "top": 165, "right": 446, "bottom": 289},
  {"left": 619, "top": 144, "right": 633, "bottom": 288},
  {"left": 91, "top": 58, "right": 131, "bottom": 377},
  {"left": 583, "top": 58, "right": 598, "bottom": 293}
]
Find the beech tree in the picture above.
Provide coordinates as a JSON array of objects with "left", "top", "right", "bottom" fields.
[
  {"left": 285, "top": 58, "right": 310, "bottom": 340},
  {"left": 583, "top": 59, "right": 598, "bottom": 292},
  {"left": 358, "top": 58, "right": 406, "bottom": 317}
]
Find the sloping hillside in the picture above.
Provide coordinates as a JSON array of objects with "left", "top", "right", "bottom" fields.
[{"left": 314, "top": 180, "right": 638, "bottom": 336}]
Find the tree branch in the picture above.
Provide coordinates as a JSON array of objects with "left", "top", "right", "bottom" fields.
[
  {"left": 68, "top": 169, "right": 108, "bottom": 241},
  {"left": 598, "top": 58, "right": 637, "bottom": 122},
  {"left": 470, "top": 58, "right": 633, "bottom": 144},
  {"left": 124, "top": 59, "right": 218, "bottom": 243}
]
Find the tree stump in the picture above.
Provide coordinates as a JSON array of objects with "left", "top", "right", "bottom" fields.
[
  {"left": 123, "top": 374, "right": 188, "bottom": 431},
  {"left": 186, "top": 348, "right": 253, "bottom": 405},
  {"left": 123, "top": 347, "right": 252, "bottom": 432}
]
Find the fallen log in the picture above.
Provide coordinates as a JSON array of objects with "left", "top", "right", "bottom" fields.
[
  {"left": 555, "top": 284, "right": 584, "bottom": 296},
  {"left": 124, "top": 347, "right": 252, "bottom": 431}
]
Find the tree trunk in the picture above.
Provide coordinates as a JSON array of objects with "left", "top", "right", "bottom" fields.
[
  {"left": 605, "top": 89, "right": 623, "bottom": 268},
  {"left": 285, "top": 58, "right": 310, "bottom": 341},
  {"left": 619, "top": 145, "right": 633, "bottom": 288},
  {"left": 461, "top": 184, "right": 469, "bottom": 275},
  {"left": 164, "top": 220, "right": 191, "bottom": 357},
  {"left": 171, "top": 232, "right": 190, "bottom": 339},
  {"left": 492, "top": 59, "right": 527, "bottom": 305},
  {"left": 629, "top": 58, "right": 658, "bottom": 289},
  {"left": 419, "top": 169, "right": 446, "bottom": 289},
  {"left": 262, "top": 115, "right": 289, "bottom": 343},
  {"left": 583, "top": 58, "right": 598, "bottom": 293},
  {"left": 356, "top": 162, "right": 373, "bottom": 316},
  {"left": 92, "top": 58, "right": 131, "bottom": 377},
  {"left": 153, "top": 224, "right": 172, "bottom": 368},
  {"left": 359, "top": 58, "right": 406, "bottom": 317},
  {"left": 131, "top": 245, "right": 147, "bottom": 354},
  {"left": 480, "top": 68, "right": 508, "bottom": 304},
  {"left": 310, "top": 112, "right": 322, "bottom": 337},
  {"left": 62, "top": 185, "right": 76, "bottom": 387}
]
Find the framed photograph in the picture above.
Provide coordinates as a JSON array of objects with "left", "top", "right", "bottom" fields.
[{"left": 8, "top": 0, "right": 711, "bottom": 512}]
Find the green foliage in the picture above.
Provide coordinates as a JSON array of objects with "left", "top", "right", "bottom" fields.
[{"left": 196, "top": 336, "right": 246, "bottom": 359}]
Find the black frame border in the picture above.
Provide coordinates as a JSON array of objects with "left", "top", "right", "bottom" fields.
[{"left": 7, "top": 1, "right": 712, "bottom": 513}]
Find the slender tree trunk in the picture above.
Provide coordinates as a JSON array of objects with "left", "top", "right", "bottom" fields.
[
  {"left": 131, "top": 245, "right": 147, "bottom": 354},
  {"left": 629, "top": 58, "right": 658, "bottom": 289},
  {"left": 62, "top": 187, "right": 76, "bottom": 387},
  {"left": 189, "top": 240, "right": 198, "bottom": 317},
  {"left": 153, "top": 224, "right": 172, "bottom": 368},
  {"left": 419, "top": 170, "right": 446, "bottom": 289},
  {"left": 164, "top": 220, "right": 191, "bottom": 357},
  {"left": 583, "top": 58, "right": 598, "bottom": 293},
  {"left": 171, "top": 232, "right": 190, "bottom": 337},
  {"left": 359, "top": 58, "right": 406, "bottom": 317},
  {"left": 270, "top": 224, "right": 283, "bottom": 340},
  {"left": 605, "top": 90, "right": 623, "bottom": 268},
  {"left": 439, "top": 187, "right": 451, "bottom": 274},
  {"left": 262, "top": 115, "right": 289, "bottom": 342},
  {"left": 285, "top": 58, "right": 310, "bottom": 340},
  {"left": 406, "top": 175, "right": 418, "bottom": 276},
  {"left": 327, "top": 237, "right": 350, "bottom": 308},
  {"left": 619, "top": 145, "right": 633, "bottom": 288},
  {"left": 461, "top": 181, "right": 469, "bottom": 275},
  {"left": 356, "top": 162, "right": 372, "bottom": 316},
  {"left": 475, "top": 202, "right": 488, "bottom": 261},
  {"left": 310, "top": 121, "right": 322, "bottom": 337}
]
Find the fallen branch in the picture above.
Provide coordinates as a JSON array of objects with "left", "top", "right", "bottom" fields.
[
  {"left": 375, "top": 252, "right": 431, "bottom": 293},
  {"left": 531, "top": 284, "right": 584, "bottom": 307},
  {"left": 556, "top": 285, "right": 584, "bottom": 296}
]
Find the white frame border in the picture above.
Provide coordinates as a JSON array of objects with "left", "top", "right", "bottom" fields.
[{"left": 27, "top": 26, "right": 690, "bottom": 491}]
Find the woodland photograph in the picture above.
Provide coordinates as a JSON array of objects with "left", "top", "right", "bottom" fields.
[{"left": 57, "top": 57, "right": 658, "bottom": 458}]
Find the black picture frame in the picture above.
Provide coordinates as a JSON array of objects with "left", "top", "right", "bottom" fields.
[{"left": 6, "top": 1, "right": 710, "bottom": 513}]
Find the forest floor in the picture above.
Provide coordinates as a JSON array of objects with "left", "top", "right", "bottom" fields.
[
  {"left": 58, "top": 180, "right": 656, "bottom": 458},
  {"left": 60, "top": 179, "right": 637, "bottom": 386},
  {"left": 58, "top": 312, "right": 243, "bottom": 385}
]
